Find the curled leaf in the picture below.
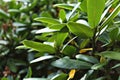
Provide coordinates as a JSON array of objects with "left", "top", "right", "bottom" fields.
[
  {"left": 67, "top": 69, "right": 76, "bottom": 80},
  {"left": 79, "top": 48, "right": 93, "bottom": 53}
]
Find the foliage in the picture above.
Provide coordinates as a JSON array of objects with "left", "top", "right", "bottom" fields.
[{"left": 0, "top": 0, "right": 120, "bottom": 80}]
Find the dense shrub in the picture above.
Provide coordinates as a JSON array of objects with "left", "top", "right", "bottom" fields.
[{"left": 0, "top": 0, "right": 120, "bottom": 80}]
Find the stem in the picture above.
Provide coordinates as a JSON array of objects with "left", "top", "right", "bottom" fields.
[{"left": 92, "top": 28, "right": 97, "bottom": 54}]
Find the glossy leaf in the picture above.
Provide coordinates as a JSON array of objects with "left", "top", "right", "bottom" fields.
[
  {"left": 91, "top": 62, "right": 106, "bottom": 70},
  {"left": 54, "top": 32, "right": 68, "bottom": 48},
  {"left": 67, "top": 2, "right": 80, "bottom": 20},
  {"left": 100, "top": 3, "right": 120, "bottom": 30},
  {"left": 8, "top": 9, "right": 20, "bottom": 13},
  {"left": 54, "top": 4, "right": 80, "bottom": 11},
  {"left": 23, "top": 78, "right": 48, "bottom": 80},
  {"left": 34, "top": 17, "right": 60, "bottom": 24},
  {"left": 23, "top": 40, "right": 56, "bottom": 54},
  {"left": 30, "top": 55, "right": 54, "bottom": 63},
  {"left": 0, "top": 9, "right": 10, "bottom": 18},
  {"left": 87, "top": 0, "right": 105, "bottom": 28},
  {"left": 80, "top": 0, "right": 87, "bottom": 12},
  {"left": 67, "top": 22, "right": 93, "bottom": 38},
  {"left": 36, "top": 27, "right": 58, "bottom": 34},
  {"left": 99, "top": 51, "right": 120, "bottom": 60},
  {"left": 59, "top": 9, "right": 66, "bottom": 22},
  {"left": 51, "top": 57, "right": 92, "bottom": 69},
  {"left": 111, "top": 63, "right": 120, "bottom": 69},
  {"left": 69, "top": 12, "right": 79, "bottom": 21},
  {"left": 51, "top": 73, "right": 68, "bottom": 80},
  {"left": 109, "top": 27, "right": 120, "bottom": 40},
  {"left": 49, "top": 24, "right": 66, "bottom": 30},
  {"left": 62, "top": 45, "right": 76, "bottom": 56},
  {"left": 76, "top": 54, "right": 99, "bottom": 63}
]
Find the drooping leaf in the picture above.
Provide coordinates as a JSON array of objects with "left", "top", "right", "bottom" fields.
[
  {"left": 51, "top": 57, "right": 92, "bottom": 69},
  {"left": 87, "top": 0, "right": 105, "bottom": 28},
  {"left": 30, "top": 55, "right": 54, "bottom": 63},
  {"left": 34, "top": 17, "right": 60, "bottom": 24},
  {"left": 51, "top": 73, "right": 68, "bottom": 80},
  {"left": 67, "top": 22, "right": 93, "bottom": 38},
  {"left": 99, "top": 51, "right": 120, "bottom": 60},
  {"left": 76, "top": 54, "right": 99, "bottom": 63},
  {"left": 67, "top": 69, "right": 76, "bottom": 80},
  {"left": 79, "top": 48, "right": 93, "bottom": 53},
  {"left": 23, "top": 40, "right": 56, "bottom": 54}
]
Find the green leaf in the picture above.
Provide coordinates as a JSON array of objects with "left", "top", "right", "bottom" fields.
[
  {"left": 59, "top": 9, "right": 66, "bottom": 22},
  {"left": 23, "top": 40, "right": 55, "bottom": 54},
  {"left": 76, "top": 54, "right": 99, "bottom": 63},
  {"left": 0, "top": 9, "right": 10, "bottom": 18},
  {"left": 23, "top": 78, "right": 48, "bottom": 80},
  {"left": 7, "top": 59, "right": 17, "bottom": 73},
  {"left": 25, "top": 67, "right": 32, "bottom": 78},
  {"left": 100, "top": 3, "right": 120, "bottom": 30},
  {"left": 34, "top": 17, "right": 60, "bottom": 24},
  {"left": 69, "top": 12, "right": 79, "bottom": 21},
  {"left": 99, "top": 51, "right": 120, "bottom": 60},
  {"left": 51, "top": 73, "right": 68, "bottom": 80},
  {"left": 40, "top": 11, "right": 52, "bottom": 18},
  {"left": 87, "top": 0, "right": 105, "bottom": 28},
  {"left": 80, "top": 70, "right": 94, "bottom": 80},
  {"left": 109, "top": 27, "right": 120, "bottom": 40},
  {"left": 67, "top": 22, "right": 93, "bottom": 38},
  {"left": 91, "top": 62, "right": 106, "bottom": 70},
  {"left": 8, "top": 9, "right": 20, "bottom": 13},
  {"left": 51, "top": 57, "right": 92, "bottom": 69},
  {"left": 93, "top": 77, "right": 106, "bottom": 80},
  {"left": 111, "top": 63, "right": 120, "bottom": 69},
  {"left": 54, "top": 32, "right": 68, "bottom": 48},
  {"left": 62, "top": 45, "right": 76, "bottom": 56},
  {"left": 49, "top": 24, "right": 66, "bottom": 30},
  {"left": 13, "top": 22, "right": 26, "bottom": 27},
  {"left": 36, "top": 27, "right": 58, "bottom": 34},
  {"left": 118, "top": 76, "right": 120, "bottom": 80},
  {"left": 80, "top": 39, "right": 90, "bottom": 48},
  {"left": 1, "top": 77, "right": 8, "bottom": 80},
  {"left": 80, "top": 0, "right": 87, "bottom": 12},
  {"left": 54, "top": 4, "right": 80, "bottom": 11},
  {"left": 67, "top": 2, "right": 80, "bottom": 20},
  {"left": 30, "top": 55, "right": 54, "bottom": 63}
]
